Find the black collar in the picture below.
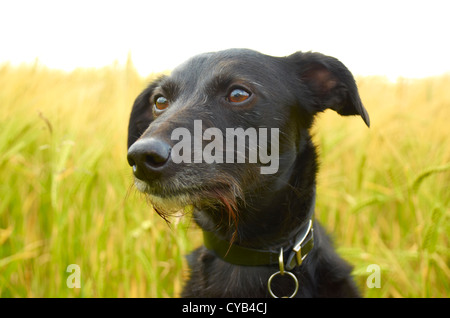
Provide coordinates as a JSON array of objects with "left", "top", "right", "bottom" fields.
[{"left": 203, "top": 218, "right": 314, "bottom": 270}]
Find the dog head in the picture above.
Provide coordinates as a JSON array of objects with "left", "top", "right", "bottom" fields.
[{"left": 127, "top": 49, "right": 369, "bottom": 225}]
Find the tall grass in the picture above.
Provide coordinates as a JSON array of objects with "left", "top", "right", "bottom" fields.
[{"left": 0, "top": 60, "right": 448, "bottom": 297}]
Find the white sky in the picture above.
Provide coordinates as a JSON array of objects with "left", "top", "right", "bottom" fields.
[{"left": 1, "top": 0, "right": 449, "bottom": 79}]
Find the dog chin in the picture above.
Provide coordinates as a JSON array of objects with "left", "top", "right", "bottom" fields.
[
  {"left": 134, "top": 178, "right": 191, "bottom": 214},
  {"left": 133, "top": 176, "right": 242, "bottom": 219},
  {"left": 134, "top": 178, "right": 151, "bottom": 193},
  {"left": 147, "top": 193, "right": 193, "bottom": 215}
]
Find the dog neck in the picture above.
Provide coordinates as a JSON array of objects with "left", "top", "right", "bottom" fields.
[
  {"left": 201, "top": 191, "right": 315, "bottom": 269},
  {"left": 194, "top": 136, "right": 318, "bottom": 251}
]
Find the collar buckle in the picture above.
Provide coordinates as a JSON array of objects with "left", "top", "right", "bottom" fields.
[{"left": 285, "top": 219, "right": 314, "bottom": 270}]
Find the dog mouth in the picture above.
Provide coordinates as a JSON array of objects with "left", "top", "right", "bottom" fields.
[{"left": 133, "top": 177, "right": 243, "bottom": 222}]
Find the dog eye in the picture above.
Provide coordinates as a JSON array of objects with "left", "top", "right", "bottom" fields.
[
  {"left": 227, "top": 88, "right": 251, "bottom": 103},
  {"left": 154, "top": 96, "right": 169, "bottom": 111}
]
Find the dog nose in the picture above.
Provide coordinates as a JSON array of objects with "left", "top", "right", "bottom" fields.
[{"left": 127, "top": 137, "right": 171, "bottom": 179}]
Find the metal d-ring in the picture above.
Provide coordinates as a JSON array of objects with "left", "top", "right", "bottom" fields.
[{"left": 267, "top": 248, "right": 299, "bottom": 298}]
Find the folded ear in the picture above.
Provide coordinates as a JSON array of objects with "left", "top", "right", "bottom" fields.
[
  {"left": 288, "top": 52, "right": 370, "bottom": 127},
  {"left": 127, "top": 80, "right": 160, "bottom": 149}
]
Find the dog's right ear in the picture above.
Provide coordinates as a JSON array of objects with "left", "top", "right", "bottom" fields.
[
  {"left": 127, "top": 81, "right": 160, "bottom": 149},
  {"left": 288, "top": 52, "right": 370, "bottom": 127}
]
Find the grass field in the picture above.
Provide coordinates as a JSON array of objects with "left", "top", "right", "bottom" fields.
[{"left": 0, "top": 59, "right": 448, "bottom": 297}]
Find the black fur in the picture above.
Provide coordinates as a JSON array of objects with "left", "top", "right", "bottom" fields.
[{"left": 127, "top": 49, "right": 369, "bottom": 297}]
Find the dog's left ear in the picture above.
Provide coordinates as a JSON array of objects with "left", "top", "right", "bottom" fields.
[{"left": 288, "top": 52, "right": 370, "bottom": 127}]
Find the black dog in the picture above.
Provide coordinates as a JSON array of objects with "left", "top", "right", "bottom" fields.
[{"left": 127, "top": 49, "right": 369, "bottom": 297}]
